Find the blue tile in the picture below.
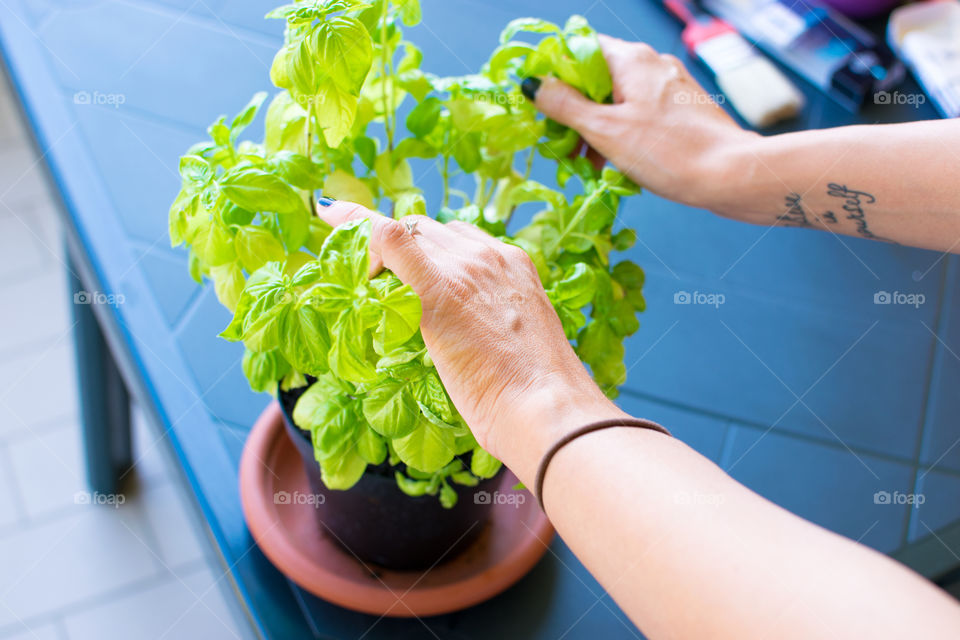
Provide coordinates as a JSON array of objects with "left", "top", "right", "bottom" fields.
[
  {"left": 74, "top": 106, "right": 200, "bottom": 243},
  {"left": 617, "top": 393, "right": 728, "bottom": 462},
  {"left": 910, "top": 470, "right": 960, "bottom": 543},
  {"left": 39, "top": 1, "right": 278, "bottom": 130},
  {"left": 723, "top": 426, "right": 914, "bottom": 552},
  {"left": 215, "top": 1, "right": 287, "bottom": 38},
  {"left": 175, "top": 287, "right": 243, "bottom": 395},
  {"left": 620, "top": 273, "right": 931, "bottom": 458},
  {"left": 137, "top": 245, "right": 198, "bottom": 327},
  {"left": 921, "top": 257, "right": 960, "bottom": 473},
  {"left": 201, "top": 358, "right": 269, "bottom": 429}
]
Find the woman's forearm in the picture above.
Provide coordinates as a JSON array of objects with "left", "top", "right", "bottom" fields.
[
  {"left": 713, "top": 120, "right": 960, "bottom": 253},
  {"left": 499, "top": 390, "right": 960, "bottom": 640}
]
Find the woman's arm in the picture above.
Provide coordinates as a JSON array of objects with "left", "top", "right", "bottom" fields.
[
  {"left": 317, "top": 200, "right": 960, "bottom": 639},
  {"left": 527, "top": 35, "right": 960, "bottom": 253}
]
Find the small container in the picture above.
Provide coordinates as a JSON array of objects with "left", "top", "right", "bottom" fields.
[
  {"left": 888, "top": 0, "right": 960, "bottom": 118},
  {"left": 278, "top": 384, "right": 503, "bottom": 571}
]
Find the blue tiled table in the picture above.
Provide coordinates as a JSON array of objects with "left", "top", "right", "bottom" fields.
[{"left": 2, "top": 0, "right": 958, "bottom": 637}]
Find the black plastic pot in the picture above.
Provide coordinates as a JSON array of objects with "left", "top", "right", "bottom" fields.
[{"left": 278, "top": 384, "right": 503, "bottom": 571}]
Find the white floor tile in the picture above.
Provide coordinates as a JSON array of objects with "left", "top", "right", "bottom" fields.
[
  {"left": 0, "top": 341, "right": 77, "bottom": 439},
  {"left": 0, "top": 144, "right": 47, "bottom": 207},
  {"left": 0, "top": 195, "right": 62, "bottom": 269},
  {"left": 0, "top": 269, "right": 70, "bottom": 355},
  {"left": 63, "top": 565, "right": 244, "bottom": 640},
  {"left": 130, "top": 407, "right": 173, "bottom": 488},
  {"left": 6, "top": 423, "right": 83, "bottom": 520},
  {"left": 0, "top": 213, "right": 49, "bottom": 282},
  {"left": 0, "top": 505, "right": 160, "bottom": 629},
  {"left": 0, "top": 85, "right": 26, "bottom": 147},
  {"left": 127, "top": 482, "right": 208, "bottom": 571}
]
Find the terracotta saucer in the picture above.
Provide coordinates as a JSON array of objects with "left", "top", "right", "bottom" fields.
[{"left": 239, "top": 401, "right": 555, "bottom": 618}]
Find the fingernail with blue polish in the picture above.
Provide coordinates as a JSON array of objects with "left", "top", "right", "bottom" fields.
[
  {"left": 520, "top": 77, "right": 541, "bottom": 102},
  {"left": 317, "top": 196, "right": 337, "bottom": 207}
]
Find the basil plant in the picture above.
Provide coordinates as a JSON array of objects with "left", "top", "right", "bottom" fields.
[{"left": 169, "top": 0, "right": 647, "bottom": 507}]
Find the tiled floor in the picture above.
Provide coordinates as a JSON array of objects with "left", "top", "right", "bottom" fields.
[{"left": 0, "top": 76, "right": 247, "bottom": 639}]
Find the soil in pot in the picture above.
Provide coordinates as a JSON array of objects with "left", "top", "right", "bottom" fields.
[{"left": 279, "top": 383, "right": 504, "bottom": 571}]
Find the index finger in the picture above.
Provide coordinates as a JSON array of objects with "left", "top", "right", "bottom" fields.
[{"left": 316, "top": 199, "right": 435, "bottom": 291}]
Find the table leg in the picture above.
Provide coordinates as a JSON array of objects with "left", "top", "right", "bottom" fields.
[{"left": 67, "top": 254, "right": 131, "bottom": 496}]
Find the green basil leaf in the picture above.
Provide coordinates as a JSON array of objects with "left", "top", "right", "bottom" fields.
[
  {"left": 394, "top": 192, "right": 427, "bottom": 219},
  {"left": 393, "top": 418, "right": 455, "bottom": 473},
  {"left": 395, "top": 471, "right": 431, "bottom": 497},
  {"left": 220, "top": 166, "right": 304, "bottom": 214},
  {"left": 439, "top": 482, "right": 458, "bottom": 508},
  {"left": 373, "top": 153, "right": 415, "bottom": 199},
  {"left": 264, "top": 91, "right": 307, "bottom": 155},
  {"left": 406, "top": 96, "right": 442, "bottom": 138},
  {"left": 376, "top": 283, "right": 422, "bottom": 353},
  {"left": 319, "top": 218, "right": 370, "bottom": 288},
  {"left": 357, "top": 426, "right": 387, "bottom": 465},
  {"left": 328, "top": 307, "right": 378, "bottom": 382},
  {"left": 565, "top": 32, "right": 611, "bottom": 102},
  {"left": 362, "top": 379, "right": 419, "bottom": 438},
  {"left": 470, "top": 447, "right": 503, "bottom": 479},
  {"left": 322, "top": 169, "right": 376, "bottom": 209},
  {"left": 179, "top": 155, "right": 213, "bottom": 185},
  {"left": 236, "top": 227, "right": 286, "bottom": 273},
  {"left": 242, "top": 349, "right": 290, "bottom": 393},
  {"left": 210, "top": 262, "right": 246, "bottom": 312},
  {"left": 268, "top": 150, "right": 322, "bottom": 189},
  {"left": 320, "top": 448, "right": 367, "bottom": 489},
  {"left": 396, "top": 0, "right": 421, "bottom": 26},
  {"left": 280, "top": 305, "right": 331, "bottom": 375},
  {"left": 500, "top": 17, "right": 561, "bottom": 44},
  {"left": 354, "top": 135, "right": 378, "bottom": 170}
]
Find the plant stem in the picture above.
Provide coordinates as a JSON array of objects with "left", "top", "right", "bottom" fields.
[{"left": 380, "top": 0, "right": 394, "bottom": 152}]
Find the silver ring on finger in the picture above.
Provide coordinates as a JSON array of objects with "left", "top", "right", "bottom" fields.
[{"left": 403, "top": 217, "right": 420, "bottom": 236}]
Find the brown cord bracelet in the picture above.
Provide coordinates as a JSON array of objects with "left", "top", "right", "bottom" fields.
[{"left": 534, "top": 418, "right": 672, "bottom": 512}]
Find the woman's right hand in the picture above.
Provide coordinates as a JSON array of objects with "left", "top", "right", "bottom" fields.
[
  {"left": 528, "top": 35, "right": 759, "bottom": 219},
  {"left": 316, "top": 200, "right": 629, "bottom": 484}
]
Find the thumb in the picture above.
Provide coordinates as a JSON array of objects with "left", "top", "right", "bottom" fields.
[
  {"left": 523, "top": 76, "right": 603, "bottom": 134},
  {"left": 315, "top": 199, "right": 433, "bottom": 291}
]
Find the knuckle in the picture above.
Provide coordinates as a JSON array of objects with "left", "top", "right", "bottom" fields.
[
  {"left": 447, "top": 220, "right": 479, "bottom": 235},
  {"left": 630, "top": 42, "right": 657, "bottom": 61},
  {"left": 375, "top": 218, "right": 407, "bottom": 247},
  {"left": 658, "top": 54, "right": 686, "bottom": 77}
]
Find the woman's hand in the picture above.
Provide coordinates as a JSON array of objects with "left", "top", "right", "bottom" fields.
[
  {"left": 317, "top": 200, "right": 628, "bottom": 483},
  {"left": 528, "top": 34, "right": 759, "bottom": 218}
]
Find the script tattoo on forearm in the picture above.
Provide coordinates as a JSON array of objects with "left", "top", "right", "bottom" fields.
[
  {"left": 778, "top": 193, "right": 810, "bottom": 227},
  {"left": 777, "top": 193, "right": 838, "bottom": 228},
  {"left": 825, "top": 183, "right": 887, "bottom": 240}
]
